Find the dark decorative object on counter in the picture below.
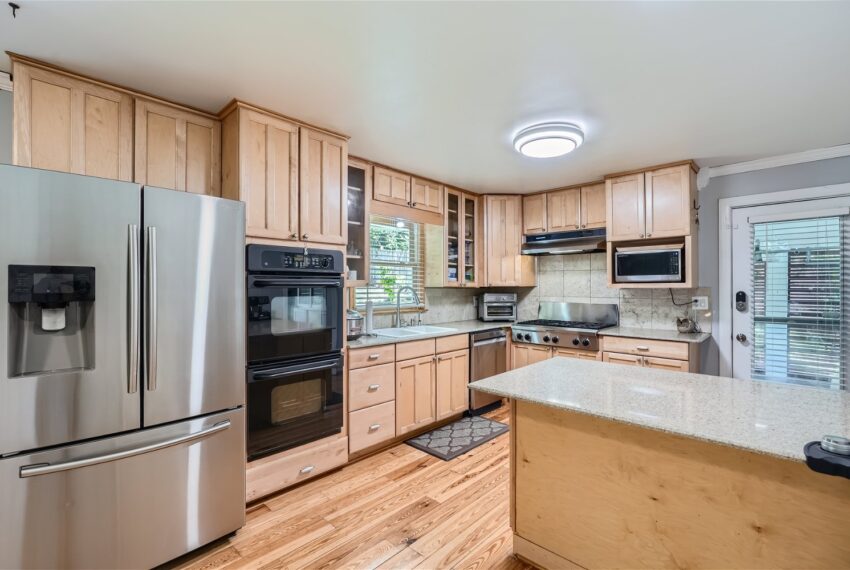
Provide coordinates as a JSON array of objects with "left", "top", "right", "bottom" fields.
[{"left": 804, "top": 437, "right": 850, "bottom": 480}]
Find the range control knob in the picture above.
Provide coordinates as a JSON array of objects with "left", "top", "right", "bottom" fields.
[
  {"left": 571, "top": 338, "right": 580, "bottom": 346},
  {"left": 551, "top": 336, "right": 559, "bottom": 344},
  {"left": 542, "top": 335, "right": 551, "bottom": 343},
  {"left": 581, "top": 338, "right": 591, "bottom": 347},
  {"left": 523, "top": 333, "right": 531, "bottom": 341}
]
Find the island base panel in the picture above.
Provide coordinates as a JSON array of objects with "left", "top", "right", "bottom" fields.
[{"left": 512, "top": 400, "right": 850, "bottom": 570}]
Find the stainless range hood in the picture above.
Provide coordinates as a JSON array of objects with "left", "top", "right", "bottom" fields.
[{"left": 521, "top": 228, "right": 607, "bottom": 256}]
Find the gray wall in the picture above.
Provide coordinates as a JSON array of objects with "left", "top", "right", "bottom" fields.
[
  {"left": 698, "top": 155, "right": 850, "bottom": 374},
  {"left": 0, "top": 90, "right": 11, "bottom": 164}
]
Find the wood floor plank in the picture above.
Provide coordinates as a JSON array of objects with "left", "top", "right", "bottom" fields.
[{"left": 170, "top": 406, "right": 529, "bottom": 570}]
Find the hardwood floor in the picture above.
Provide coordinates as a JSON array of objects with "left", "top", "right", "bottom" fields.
[{"left": 166, "top": 405, "right": 531, "bottom": 570}]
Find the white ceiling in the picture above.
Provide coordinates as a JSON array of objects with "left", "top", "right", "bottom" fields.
[{"left": 2, "top": 2, "right": 849, "bottom": 193}]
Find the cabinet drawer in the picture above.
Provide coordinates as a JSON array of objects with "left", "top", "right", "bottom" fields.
[
  {"left": 643, "top": 356, "right": 690, "bottom": 372},
  {"left": 349, "top": 344, "right": 395, "bottom": 369},
  {"left": 349, "top": 401, "right": 396, "bottom": 453},
  {"left": 601, "top": 336, "right": 689, "bottom": 360},
  {"left": 602, "top": 351, "right": 644, "bottom": 366},
  {"left": 396, "top": 338, "right": 436, "bottom": 361},
  {"left": 436, "top": 334, "right": 469, "bottom": 354},
  {"left": 555, "top": 348, "right": 601, "bottom": 361},
  {"left": 349, "top": 363, "right": 395, "bottom": 411},
  {"left": 246, "top": 436, "right": 348, "bottom": 501}
]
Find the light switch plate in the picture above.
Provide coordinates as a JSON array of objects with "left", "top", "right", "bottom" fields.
[{"left": 692, "top": 296, "right": 709, "bottom": 310}]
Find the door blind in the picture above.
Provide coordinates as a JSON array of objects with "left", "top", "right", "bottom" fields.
[
  {"left": 354, "top": 215, "right": 426, "bottom": 309},
  {"left": 750, "top": 215, "right": 848, "bottom": 390}
]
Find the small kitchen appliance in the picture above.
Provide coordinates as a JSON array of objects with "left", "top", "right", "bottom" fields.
[{"left": 478, "top": 292, "right": 518, "bottom": 322}]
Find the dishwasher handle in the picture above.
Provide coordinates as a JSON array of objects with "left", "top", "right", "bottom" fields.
[{"left": 473, "top": 337, "right": 507, "bottom": 347}]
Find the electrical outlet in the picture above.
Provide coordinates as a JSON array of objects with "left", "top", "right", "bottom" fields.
[{"left": 692, "top": 296, "right": 709, "bottom": 311}]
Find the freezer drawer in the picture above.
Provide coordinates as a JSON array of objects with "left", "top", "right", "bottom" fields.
[{"left": 0, "top": 408, "right": 245, "bottom": 570}]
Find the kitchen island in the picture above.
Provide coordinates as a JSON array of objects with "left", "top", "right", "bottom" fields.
[{"left": 470, "top": 358, "right": 850, "bottom": 569}]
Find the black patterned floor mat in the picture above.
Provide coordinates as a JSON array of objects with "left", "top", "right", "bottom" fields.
[{"left": 405, "top": 416, "right": 509, "bottom": 460}]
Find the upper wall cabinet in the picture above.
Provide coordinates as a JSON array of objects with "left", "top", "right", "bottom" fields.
[
  {"left": 426, "top": 187, "right": 480, "bottom": 288},
  {"left": 220, "top": 104, "right": 299, "bottom": 240},
  {"left": 605, "top": 162, "right": 697, "bottom": 241},
  {"left": 220, "top": 101, "right": 348, "bottom": 247},
  {"left": 299, "top": 127, "right": 347, "bottom": 245},
  {"left": 411, "top": 177, "right": 444, "bottom": 215},
  {"left": 522, "top": 183, "right": 606, "bottom": 235},
  {"left": 485, "top": 195, "right": 536, "bottom": 287},
  {"left": 134, "top": 98, "right": 221, "bottom": 196},
  {"left": 11, "top": 59, "right": 133, "bottom": 181},
  {"left": 373, "top": 166, "right": 411, "bottom": 207}
]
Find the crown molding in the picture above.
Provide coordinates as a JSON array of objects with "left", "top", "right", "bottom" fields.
[
  {"left": 697, "top": 144, "right": 850, "bottom": 190},
  {"left": 0, "top": 71, "right": 11, "bottom": 92}
]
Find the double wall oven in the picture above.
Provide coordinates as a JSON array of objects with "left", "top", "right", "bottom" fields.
[{"left": 246, "top": 245, "right": 344, "bottom": 461}]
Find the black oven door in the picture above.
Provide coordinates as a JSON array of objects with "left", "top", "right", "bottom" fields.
[
  {"left": 247, "top": 354, "right": 344, "bottom": 460},
  {"left": 247, "top": 275, "right": 343, "bottom": 365}
]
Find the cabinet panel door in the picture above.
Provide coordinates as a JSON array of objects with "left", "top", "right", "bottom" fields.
[
  {"left": 412, "top": 177, "right": 444, "bottom": 215},
  {"left": 235, "top": 109, "right": 299, "bottom": 240},
  {"left": 605, "top": 174, "right": 645, "bottom": 241},
  {"left": 299, "top": 127, "right": 347, "bottom": 244},
  {"left": 135, "top": 99, "right": 221, "bottom": 196},
  {"left": 396, "top": 355, "right": 436, "bottom": 435},
  {"left": 645, "top": 164, "right": 692, "bottom": 239},
  {"left": 13, "top": 61, "right": 133, "bottom": 181},
  {"left": 461, "top": 193, "right": 481, "bottom": 287},
  {"left": 602, "top": 352, "right": 643, "bottom": 366},
  {"left": 512, "top": 343, "right": 551, "bottom": 369},
  {"left": 555, "top": 348, "right": 600, "bottom": 360},
  {"left": 486, "top": 195, "right": 527, "bottom": 286},
  {"left": 580, "top": 183, "right": 606, "bottom": 229},
  {"left": 547, "top": 188, "right": 581, "bottom": 232},
  {"left": 373, "top": 166, "right": 411, "bottom": 206},
  {"left": 436, "top": 349, "right": 469, "bottom": 420},
  {"left": 522, "top": 194, "right": 547, "bottom": 234}
]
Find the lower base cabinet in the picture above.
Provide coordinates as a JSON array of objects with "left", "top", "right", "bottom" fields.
[
  {"left": 601, "top": 336, "right": 696, "bottom": 372},
  {"left": 349, "top": 401, "right": 396, "bottom": 453},
  {"left": 512, "top": 343, "right": 601, "bottom": 369},
  {"left": 396, "top": 355, "right": 437, "bottom": 435},
  {"left": 436, "top": 349, "right": 470, "bottom": 420}
]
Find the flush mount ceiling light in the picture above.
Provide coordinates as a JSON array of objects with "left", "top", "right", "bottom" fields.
[{"left": 513, "top": 122, "right": 584, "bottom": 158}]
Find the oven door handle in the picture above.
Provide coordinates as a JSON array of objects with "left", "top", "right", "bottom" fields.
[
  {"left": 251, "top": 359, "right": 340, "bottom": 381},
  {"left": 252, "top": 278, "right": 342, "bottom": 288}
]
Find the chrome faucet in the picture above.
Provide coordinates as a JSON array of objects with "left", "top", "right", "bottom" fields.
[{"left": 395, "top": 286, "right": 421, "bottom": 327}]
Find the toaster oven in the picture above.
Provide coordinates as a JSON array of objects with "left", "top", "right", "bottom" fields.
[{"left": 478, "top": 293, "right": 517, "bottom": 322}]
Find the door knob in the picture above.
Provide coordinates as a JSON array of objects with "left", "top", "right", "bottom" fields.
[{"left": 736, "top": 333, "right": 747, "bottom": 343}]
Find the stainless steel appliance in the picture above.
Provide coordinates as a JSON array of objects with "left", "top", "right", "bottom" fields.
[
  {"left": 614, "top": 244, "right": 684, "bottom": 283},
  {"left": 470, "top": 328, "right": 507, "bottom": 411},
  {"left": 346, "top": 308, "right": 364, "bottom": 340},
  {"left": 246, "top": 244, "right": 345, "bottom": 460},
  {"left": 511, "top": 302, "right": 618, "bottom": 351},
  {"left": 0, "top": 165, "right": 246, "bottom": 570},
  {"left": 521, "top": 228, "right": 606, "bottom": 255},
  {"left": 478, "top": 292, "right": 517, "bottom": 322}
]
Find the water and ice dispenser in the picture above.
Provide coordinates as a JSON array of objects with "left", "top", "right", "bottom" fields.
[{"left": 7, "top": 265, "right": 96, "bottom": 377}]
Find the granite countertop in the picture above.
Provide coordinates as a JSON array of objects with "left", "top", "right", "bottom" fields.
[
  {"left": 469, "top": 358, "right": 850, "bottom": 462},
  {"left": 347, "top": 319, "right": 512, "bottom": 349},
  {"left": 599, "top": 326, "right": 711, "bottom": 344}
]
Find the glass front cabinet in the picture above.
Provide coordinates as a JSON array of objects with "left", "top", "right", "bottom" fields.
[
  {"left": 345, "top": 158, "right": 370, "bottom": 288},
  {"left": 426, "top": 187, "right": 480, "bottom": 287}
]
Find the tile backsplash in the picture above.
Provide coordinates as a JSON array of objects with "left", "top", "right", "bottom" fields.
[{"left": 369, "top": 252, "right": 711, "bottom": 332}]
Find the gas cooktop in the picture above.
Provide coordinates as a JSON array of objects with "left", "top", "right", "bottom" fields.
[
  {"left": 514, "top": 319, "right": 612, "bottom": 330},
  {"left": 511, "top": 302, "right": 619, "bottom": 352}
]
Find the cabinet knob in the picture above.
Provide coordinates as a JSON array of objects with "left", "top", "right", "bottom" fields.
[
  {"left": 368, "top": 354, "right": 380, "bottom": 360},
  {"left": 302, "top": 233, "right": 309, "bottom": 240},
  {"left": 412, "top": 202, "right": 417, "bottom": 207},
  {"left": 639, "top": 234, "right": 644, "bottom": 238},
  {"left": 367, "top": 384, "right": 380, "bottom": 391},
  {"left": 299, "top": 465, "right": 315, "bottom": 475},
  {"left": 581, "top": 224, "right": 586, "bottom": 228},
  {"left": 289, "top": 232, "right": 297, "bottom": 239},
  {"left": 647, "top": 233, "right": 652, "bottom": 237},
  {"left": 369, "top": 424, "right": 382, "bottom": 432}
]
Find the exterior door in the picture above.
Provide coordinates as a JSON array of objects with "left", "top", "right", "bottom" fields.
[
  {"left": 142, "top": 187, "right": 246, "bottom": 427},
  {"left": 730, "top": 196, "right": 850, "bottom": 388},
  {"left": 396, "top": 355, "right": 436, "bottom": 435},
  {"left": 0, "top": 165, "right": 141, "bottom": 455},
  {"left": 547, "top": 188, "right": 581, "bottom": 232},
  {"left": 606, "top": 173, "right": 645, "bottom": 241},
  {"left": 299, "top": 127, "right": 347, "bottom": 244}
]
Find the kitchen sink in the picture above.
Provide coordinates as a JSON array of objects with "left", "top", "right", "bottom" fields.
[{"left": 372, "top": 325, "right": 457, "bottom": 338}]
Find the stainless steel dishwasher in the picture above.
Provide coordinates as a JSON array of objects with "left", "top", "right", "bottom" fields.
[{"left": 470, "top": 328, "right": 507, "bottom": 412}]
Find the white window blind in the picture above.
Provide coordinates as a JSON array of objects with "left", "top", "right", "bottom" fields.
[
  {"left": 750, "top": 215, "right": 847, "bottom": 390},
  {"left": 354, "top": 215, "right": 425, "bottom": 309}
]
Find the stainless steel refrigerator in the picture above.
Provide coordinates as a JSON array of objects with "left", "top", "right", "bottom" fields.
[{"left": 0, "top": 165, "right": 246, "bottom": 569}]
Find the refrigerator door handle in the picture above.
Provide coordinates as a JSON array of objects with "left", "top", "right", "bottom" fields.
[
  {"left": 18, "top": 419, "right": 231, "bottom": 478},
  {"left": 128, "top": 224, "right": 140, "bottom": 394},
  {"left": 145, "top": 226, "right": 158, "bottom": 392}
]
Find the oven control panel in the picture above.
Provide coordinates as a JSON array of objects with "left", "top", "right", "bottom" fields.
[
  {"left": 510, "top": 327, "right": 599, "bottom": 351},
  {"left": 247, "top": 245, "right": 343, "bottom": 274}
]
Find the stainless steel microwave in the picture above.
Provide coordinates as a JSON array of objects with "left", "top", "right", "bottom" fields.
[{"left": 614, "top": 246, "right": 683, "bottom": 283}]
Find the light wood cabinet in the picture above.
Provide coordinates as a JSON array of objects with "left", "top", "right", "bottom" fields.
[
  {"left": 299, "top": 126, "right": 347, "bottom": 244},
  {"left": 643, "top": 356, "right": 690, "bottom": 372},
  {"left": 349, "top": 401, "right": 395, "bottom": 453},
  {"left": 426, "top": 188, "right": 480, "bottom": 287},
  {"left": 373, "top": 166, "right": 411, "bottom": 207},
  {"left": 396, "top": 355, "right": 436, "bottom": 435},
  {"left": 580, "top": 183, "right": 606, "bottom": 229},
  {"left": 134, "top": 98, "right": 221, "bottom": 196},
  {"left": 346, "top": 158, "right": 371, "bottom": 287},
  {"left": 511, "top": 343, "right": 552, "bottom": 369},
  {"left": 606, "top": 163, "right": 697, "bottom": 241},
  {"left": 220, "top": 101, "right": 348, "bottom": 247},
  {"left": 601, "top": 335, "right": 697, "bottom": 372},
  {"left": 522, "top": 194, "right": 547, "bottom": 234},
  {"left": 547, "top": 188, "right": 581, "bottom": 232},
  {"left": 485, "top": 195, "right": 536, "bottom": 287},
  {"left": 221, "top": 104, "right": 299, "bottom": 239},
  {"left": 411, "top": 177, "right": 444, "bottom": 215},
  {"left": 436, "top": 349, "right": 469, "bottom": 420},
  {"left": 554, "top": 348, "right": 602, "bottom": 360},
  {"left": 11, "top": 59, "right": 133, "bottom": 181},
  {"left": 602, "top": 352, "right": 644, "bottom": 367}
]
